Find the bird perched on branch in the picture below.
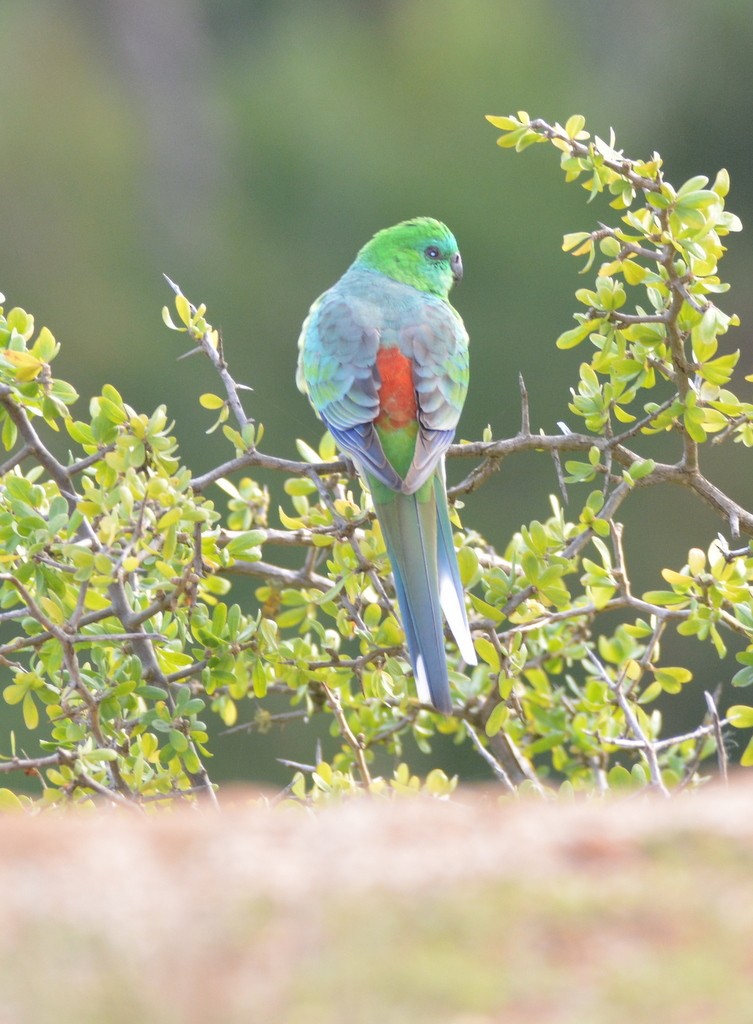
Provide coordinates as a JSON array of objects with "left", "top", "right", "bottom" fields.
[{"left": 297, "top": 217, "right": 476, "bottom": 713}]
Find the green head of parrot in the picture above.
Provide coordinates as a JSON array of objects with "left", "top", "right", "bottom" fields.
[{"left": 355, "top": 217, "right": 462, "bottom": 297}]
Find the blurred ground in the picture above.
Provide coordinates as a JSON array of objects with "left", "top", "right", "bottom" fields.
[{"left": 1, "top": 782, "right": 752, "bottom": 1023}]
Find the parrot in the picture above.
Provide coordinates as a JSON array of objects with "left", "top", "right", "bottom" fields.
[{"left": 296, "top": 217, "right": 476, "bottom": 714}]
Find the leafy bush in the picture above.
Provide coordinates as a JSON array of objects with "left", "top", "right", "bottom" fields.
[{"left": 1, "top": 114, "right": 752, "bottom": 808}]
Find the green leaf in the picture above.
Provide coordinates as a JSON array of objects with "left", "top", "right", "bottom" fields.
[
  {"left": 642, "top": 590, "right": 690, "bottom": 607},
  {"left": 562, "top": 231, "right": 591, "bottom": 253},
  {"left": 727, "top": 705, "right": 753, "bottom": 729},
  {"left": 468, "top": 593, "right": 505, "bottom": 624},
  {"left": 676, "top": 174, "right": 709, "bottom": 197},
  {"left": 31, "top": 326, "right": 58, "bottom": 362},
  {"left": 162, "top": 305, "right": 182, "bottom": 330},
  {"left": 98, "top": 397, "right": 128, "bottom": 425},
  {"left": 485, "top": 114, "right": 521, "bottom": 131},
  {"left": 0, "top": 789, "right": 25, "bottom": 813},
  {"left": 741, "top": 736, "right": 753, "bottom": 768},
  {"left": 199, "top": 393, "right": 226, "bottom": 410},
  {"left": 484, "top": 702, "right": 509, "bottom": 737},
  {"left": 22, "top": 692, "right": 38, "bottom": 730},
  {"left": 653, "top": 666, "right": 692, "bottom": 694},
  {"left": 564, "top": 114, "right": 587, "bottom": 138},
  {"left": 627, "top": 458, "right": 656, "bottom": 482},
  {"left": 155, "top": 649, "right": 194, "bottom": 673},
  {"left": 3, "top": 685, "right": 25, "bottom": 707},
  {"left": 731, "top": 665, "right": 753, "bottom": 688},
  {"left": 474, "top": 637, "right": 500, "bottom": 672},
  {"left": 607, "top": 764, "right": 634, "bottom": 789},
  {"left": 225, "top": 530, "right": 265, "bottom": 558},
  {"left": 284, "top": 478, "right": 318, "bottom": 497},
  {"left": 175, "top": 293, "right": 192, "bottom": 326},
  {"left": 711, "top": 168, "right": 730, "bottom": 198},
  {"left": 456, "top": 546, "right": 479, "bottom": 588},
  {"left": 252, "top": 659, "right": 268, "bottom": 698},
  {"left": 85, "top": 749, "right": 119, "bottom": 762},
  {"left": 169, "top": 729, "right": 189, "bottom": 753},
  {"left": 556, "top": 318, "right": 602, "bottom": 350},
  {"left": 135, "top": 685, "right": 169, "bottom": 701}
]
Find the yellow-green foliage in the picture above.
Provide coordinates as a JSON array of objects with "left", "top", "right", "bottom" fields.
[{"left": 1, "top": 115, "right": 753, "bottom": 806}]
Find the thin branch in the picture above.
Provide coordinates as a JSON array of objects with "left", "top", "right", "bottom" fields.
[
  {"left": 74, "top": 770, "right": 143, "bottom": 812},
  {"left": 276, "top": 757, "right": 317, "bottom": 773},
  {"left": 0, "top": 751, "right": 75, "bottom": 775},
  {"left": 68, "top": 443, "right": 117, "bottom": 476},
  {"left": 221, "top": 558, "right": 331, "bottom": 591},
  {"left": 0, "top": 388, "right": 71, "bottom": 486},
  {"left": 0, "top": 573, "right": 68, "bottom": 640},
  {"left": 586, "top": 649, "right": 669, "bottom": 796},
  {"left": 321, "top": 683, "right": 372, "bottom": 790},
  {"left": 608, "top": 311, "right": 670, "bottom": 326},
  {"left": 527, "top": 118, "right": 662, "bottom": 193},
  {"left": 165, "top": 275, "right": 253, "bottom": 433},
  {"left": 0, "top": 606, "right": 118, "bottom": 659},
  {"left": 298, "top": 646, "right": 404, "bottom": 674},
  {"left": 606, "top": 395, "right": 678, "bottom": 445},
  {"left": 106, "top": 575, "right": 220, "bottom": 808},
  {"left": 599, "top": 720, "right": 725, "bottom": 752},
  {"left": 551, "top": 446, "right": 568, "bottom": 505},
  {"left": 191, "top": 450, "right": 347, "bottom": 493},
  {"left": 464, "top": 721, "right": 515, "bottom": 792},
  {"left": 518, "top": 372, "right": 530, "bottom": 434},
  {"left": 0, "top": 443, "right": 33, "bottom": 475},
  {"left": 220, "top": 708, "right": 309, "bottom": 736},
  {"left": 705, "top": 689, "right": 728, "bottom": 783}
]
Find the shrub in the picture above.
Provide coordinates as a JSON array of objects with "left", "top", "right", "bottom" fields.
[{"left": 0, "top": 114, "right": 751, "bottom": 808}]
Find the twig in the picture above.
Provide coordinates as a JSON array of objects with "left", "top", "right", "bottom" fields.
[
  {"left": 465, "top": 721, "right": 515, "bottom": 792},
  {"left": 164, "top": 275, "right": 253, "bottom": 433},
  {"left": 0, "top": 387, "right": 75, "bottom": 506},
  {"left": 586, "top": 649, "right": 669, "bottom": 796},
  {"left": 599, "top": 720, "right": 726, "bottom": 752},
  {"left": 551, "top": 446, "right": 568, "bottom": 505},
  {"left": 321, "top": 683, "right": 372, "bottom": 790},
  {"left": 527, "top": 118, "right": 663, "bottom": 193},
  {"left": 74, "top": 770, "right": 143, "bottom": 812},
  {"left": 220, "top": 558, "right": 331, "bottom": 591},
  {"left": 277, "top": 758, "right": 317, "bottom": 773},
  {"left": 220, "top": 708, "right": 309, "bottom": 736},
  {"left": 518, "top": 372, "right": 530, "bottom": 434},
  {"left": 191, "top": 450, "right": 347, "bottom": 493},
  {"left": 705, "top": 689, "right": 728, "bottom": 783},
  {"left": 0, "top": 751, "right": 75, "bottom": 775}
]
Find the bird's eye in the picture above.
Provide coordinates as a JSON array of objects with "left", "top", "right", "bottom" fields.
[{"left": 424, "top": 246, "right": 441, "bottom": 260}]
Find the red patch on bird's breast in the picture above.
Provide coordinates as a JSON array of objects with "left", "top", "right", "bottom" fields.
[{"left": 375, "top": 348, "right": 417, "bottom": 430}]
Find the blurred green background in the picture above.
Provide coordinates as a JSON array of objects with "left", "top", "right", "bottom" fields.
[{"left": 2, "top": 0, "right": 753, "bottom": 784}]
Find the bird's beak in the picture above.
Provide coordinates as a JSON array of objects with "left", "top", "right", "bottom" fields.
[{"left": 451, "top": 252, "right": 463, "bottom": 284}]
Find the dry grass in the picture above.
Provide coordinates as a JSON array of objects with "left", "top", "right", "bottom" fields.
[{"left": 1, "top": 782, "right": 753, "bottom": 1023}]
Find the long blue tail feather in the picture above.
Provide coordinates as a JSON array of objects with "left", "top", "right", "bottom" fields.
[
  {"left": 375, "top": 487, "right": 451, "bottom": 713},
  {"left": 374, "top": 470, "right": 474, "bottom": 714}
]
